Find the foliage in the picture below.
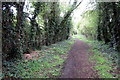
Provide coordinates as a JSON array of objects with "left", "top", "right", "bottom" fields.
[
  {"left": 2, "top": 2, "right": 25, "bottom": 59},
  {"left": 2, "top": 1, "right": 80, "bottom": 60},
  {"left": 73, "top": 2, "right": 120, "bottom": 52},
  {"left": 90, "top": 48, "right": 118, "bottom": 78},
  {"left": 2, "top": 38, "right": 74, "bottom": 78},
  {"left": 97, "top": 2, "right": 120, "bottom": 51},
  {"left": 2, "top": 1, "right": 120, "bottom": 79},
  {"left": 75, "top": 10, "right": 99, "bottom": 40}
]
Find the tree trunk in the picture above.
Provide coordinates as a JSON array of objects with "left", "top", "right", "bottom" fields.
[{"left": 15, "top": 2, "right": 25, "bottom": 59}]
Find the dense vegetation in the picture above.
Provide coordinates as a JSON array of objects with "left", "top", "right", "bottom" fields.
[
  {"left": 77, "top": 2, "right": 120, "bottom": 52},
  {"left": 3, "top": 39, "right": 74, "bottom": 78},
  {"left": 97, "top": 2, "right": 120, "bottom": 52},
  {"left": 75, "top": 3, "right": 120, "bottom": 70},
  {"left": 1, "top": 1, "right": 120, "bottom": 79},
  {"left": 2, "top": 1, "right": 80, "bottom": 60}
]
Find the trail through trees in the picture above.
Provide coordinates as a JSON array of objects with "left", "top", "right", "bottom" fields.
[{"left": 61, "top": 39, "right": 98, "bottom": 78}]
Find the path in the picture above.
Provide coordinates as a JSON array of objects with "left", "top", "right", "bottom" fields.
[{"left": 61, "top": 38, "right": 98, "bottom": 78}]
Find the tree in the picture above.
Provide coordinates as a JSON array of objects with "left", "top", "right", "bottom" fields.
[{"left": 97, "top": 2, "right": 120, "bottom": 51}]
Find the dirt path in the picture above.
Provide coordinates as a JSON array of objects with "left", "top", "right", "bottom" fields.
[{"left": 61, "top": 38, "right": 98, "bottom": 78}]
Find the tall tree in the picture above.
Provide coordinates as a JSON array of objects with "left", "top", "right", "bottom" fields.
[
  {"left": 97, "top": 2, "right": 120, "bottom": 51},
  {"left": 15, "top": 2, "right": 25, "bottom": 58}
]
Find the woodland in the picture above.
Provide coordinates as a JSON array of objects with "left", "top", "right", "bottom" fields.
[{"left": 1, "top": 0, "right": 120, "bottom": 79}]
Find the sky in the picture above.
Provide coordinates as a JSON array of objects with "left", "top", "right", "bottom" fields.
[
  {"left": 72, "top": 0, "right": 96, "bottom": 26},
  {"left": 70, "top": 0, "right": 96, "bottom": 32}
]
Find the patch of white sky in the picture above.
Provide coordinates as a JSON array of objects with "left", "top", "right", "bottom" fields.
[
  {"left": 72, "top": 0, "right": 97, "bottom": 27},
  {"left": 24, "top": 0, "right": 34, "bottom": 18},
  {"left": 59, "top": 0, "right": 96, "bottom": 22},
  {"left": 59, "top": 0, "right": 82, "bottom": 17},
  {"left": 10, "top": 0, "right": 34, "bottom": 18},
  {"left": 10, "top": 6, "right": 17, "bottom": 16}
]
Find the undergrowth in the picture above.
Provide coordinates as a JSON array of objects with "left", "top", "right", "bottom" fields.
[
  {"left": 73, "top": 34, "right": 119, "bottom": 78},
  {"left": 2, "top": 38, "right": 75, "bottom": 78}
]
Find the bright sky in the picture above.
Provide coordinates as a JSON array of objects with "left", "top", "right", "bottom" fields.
[
  {"left": 72, "top": 0, "right": 96, "bottom": 26},
  {"left": 71, "top": 0, "right": 96, "bottom": 32}
]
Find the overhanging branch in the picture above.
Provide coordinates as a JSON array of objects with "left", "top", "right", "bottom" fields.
[{"left": 59, "top": 0, "right": 83, "bottom": 27}]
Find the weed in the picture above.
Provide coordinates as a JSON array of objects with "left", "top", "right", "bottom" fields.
[{"left": 2, "top": 39, "right": 74, "bottom": 78}]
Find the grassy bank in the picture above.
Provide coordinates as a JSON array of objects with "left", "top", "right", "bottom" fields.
[{"left": 2, "top": 38, "right": 75, "bottom": 78}]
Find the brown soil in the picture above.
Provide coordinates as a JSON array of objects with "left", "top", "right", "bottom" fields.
[{"left": 61, "top": 38, "right": 98, "bottom": 78}]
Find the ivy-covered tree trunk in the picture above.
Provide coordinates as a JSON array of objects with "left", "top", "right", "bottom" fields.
[
  {"left": 29, "top": 2, "right": 43, "bottom": 50},
  {"left": 112, "top": 2, "right": 120, "bottom": 51},
  {"left": 15, "top": 2, "right": 25, "bottom": 59},
  {"left": 43, "top": 13, "right": 49, "bottom": 46},
  {"left": 101, "top": 3, "right": 110, "bottom": 44},
  {"left": 97, "top": 2, "right": 120, "bottom": 51},
  {"left": 2, "top": 3, "right": 15, "bottom": 59}
]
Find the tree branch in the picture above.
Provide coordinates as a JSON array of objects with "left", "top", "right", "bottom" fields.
[{"left": 59, "top": 0, "right": 83, "bottom": 27}]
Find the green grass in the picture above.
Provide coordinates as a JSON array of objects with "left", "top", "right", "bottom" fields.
[
  {"left": 2, "top": 38, "right": 75, "bottom": 78},
  {"left": 73, "top": 34, "right": 119, "bottom": 78},
  {"left": 90, "top": 50, "right": 113, "bottom": 78}
]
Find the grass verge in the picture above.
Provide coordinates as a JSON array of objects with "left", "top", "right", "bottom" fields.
[{"left": 2, "top": 38, "right": 75, "bottom": 78}]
